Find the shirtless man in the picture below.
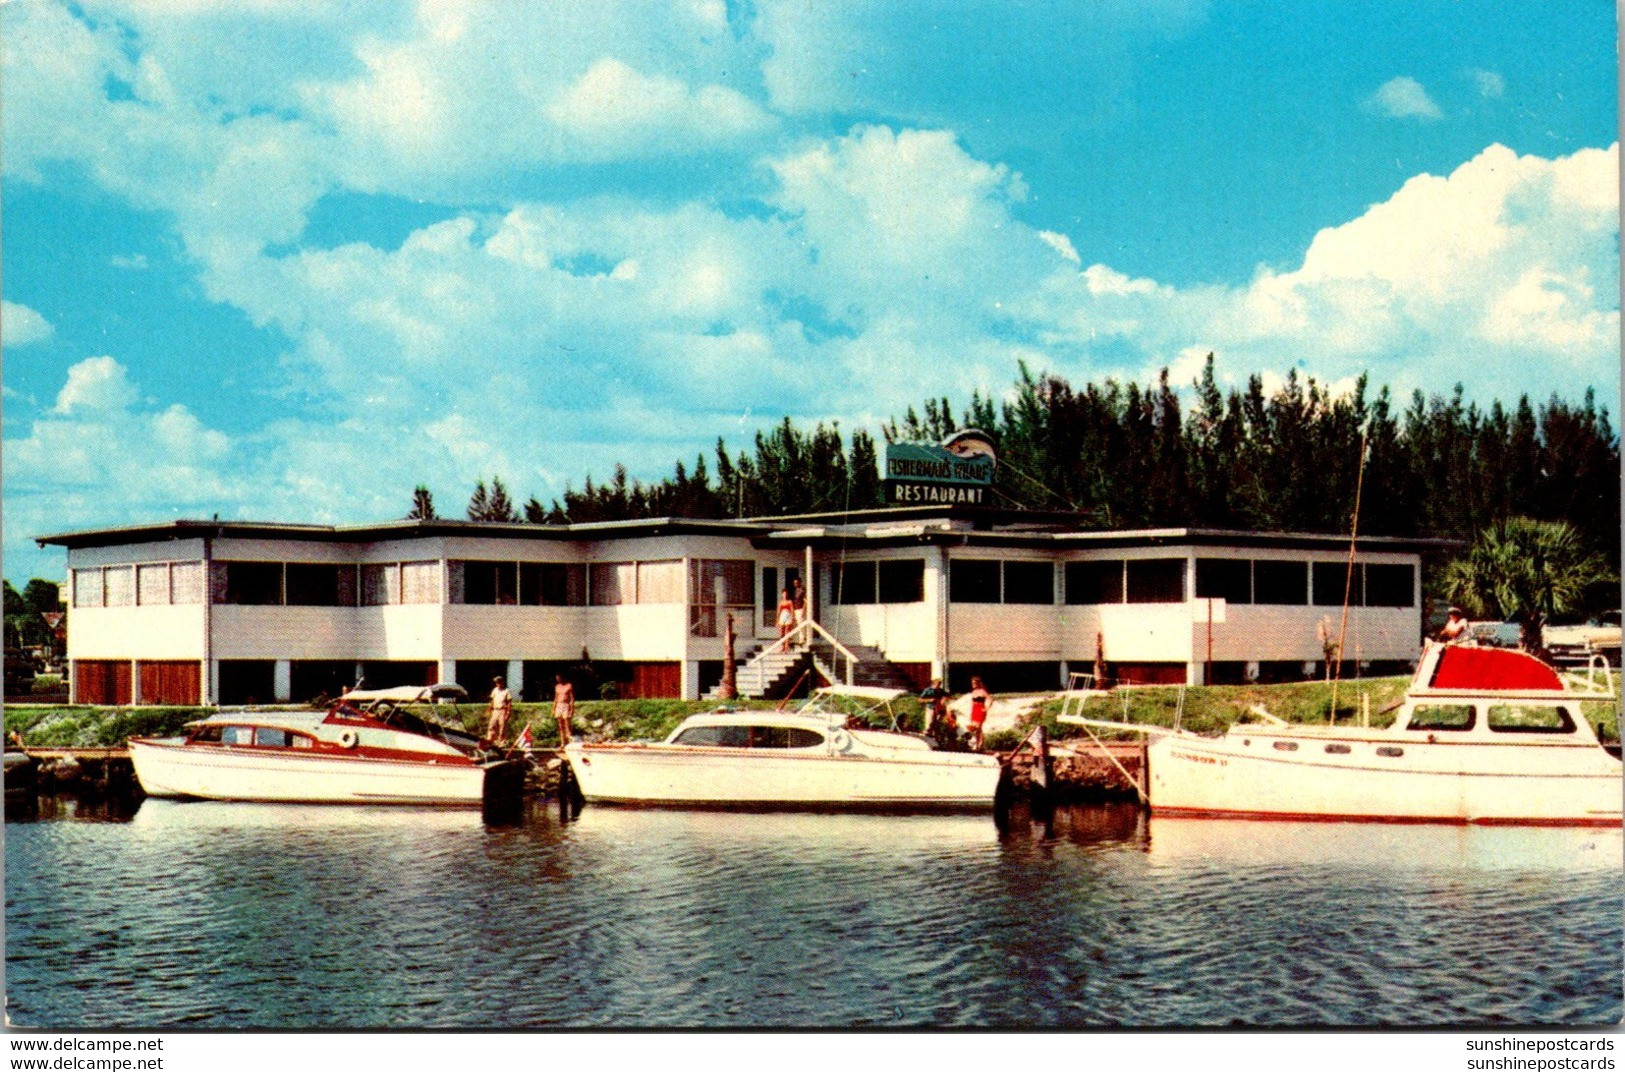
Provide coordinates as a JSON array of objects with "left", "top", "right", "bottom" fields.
[{"left": 553, "top": 673, "right": 576, "bottom": 745}]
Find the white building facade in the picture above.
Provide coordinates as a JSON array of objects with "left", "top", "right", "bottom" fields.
[{"left": 42, "top": 508, "right": 1446, "bottom": 705}]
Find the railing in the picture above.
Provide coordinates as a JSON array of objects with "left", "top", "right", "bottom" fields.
[{"left": 752, "top": 618, "right": 863, "bottom": 687}]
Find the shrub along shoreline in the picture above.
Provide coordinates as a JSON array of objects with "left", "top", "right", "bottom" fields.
[{"left": 6, "top": 677, "right": 1617, "bottom": 750}]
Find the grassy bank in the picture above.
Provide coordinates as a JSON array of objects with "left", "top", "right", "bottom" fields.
[{"left": 6, "top": 678, "right": 1617, "bottom": 749}]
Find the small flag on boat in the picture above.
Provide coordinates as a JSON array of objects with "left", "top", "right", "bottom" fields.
[{"left": 516, "top": 725, "right": 533, "bottom": 750}]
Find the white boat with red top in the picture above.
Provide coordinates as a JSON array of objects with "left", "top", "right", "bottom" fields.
[
  {"left": 563, "top": 685, "right": 1002, "bottom": 809},
  {"left": 1061, "top": 642, "right": 1621, "bottom": 826},
  {"left": 129, "top": 684, "right": 513, "bottom": 805}
]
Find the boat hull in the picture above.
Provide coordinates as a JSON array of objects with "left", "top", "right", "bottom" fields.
[
  {"left": 565, "top": 744, "right": 1001, "bottom": 809},
  {"left": 129, "top": 738, "right": 492, "bottom": 805},
  {"left": 1147, "top": 733, "right": 1623, "bottom": 826}
]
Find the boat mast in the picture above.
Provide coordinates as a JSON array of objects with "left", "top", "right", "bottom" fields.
[{"left": 1329, "top": 426, "right": 1370, "bottom": 723}]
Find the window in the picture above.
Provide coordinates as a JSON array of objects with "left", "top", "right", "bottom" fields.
[
  {"left": 671, "top": 725, "right": 752, "bottom": 747},
  {"left": 1195, "top": 559, "right": 1251, "bottom": 604},
  {"left": 401, "top": 561, "right": 440, "bottom": 604},
  {"left": 74, "top": 569, "right": 104, "bottom": 609},
  {"left": 1407, "top": 704, "right": 1475, "bottom": 731},
  {"left": 454, "top": 561, "right": 517, "bottom": 605},
  {"left": 1253, "top": 560, "right": 1308, "bottom": 605},
  {"left": 102, "top": 566, "right": 134, "bottom": 607},
  {"left": 877, "top": 560, "right": 925, "bottom": 603},
  {"left": 520, "top": 563, "right": 586, "bottom": 606},
  {"left": 1376, "top": 746, "right": 1404, "bottom": 758},
  {"left": 691, "top": 560, "right": 754, "bottom": 609},
  {"left": 834, "top": 562, "right": 877, "bottom": 605},
  {"left": 590, "top": 563, "right": 635, "bottom": 606},
  {"left": 1272, "top": 741, "right": 1299, "bottom": 751},
  {"left": 170, "top": 562, "right": 202, "bottom": 604},
  {"left": 221, "top": 562, "right": 282, "bottom": 605},
  {"left": 1324, "top": 743, "right": 1351, "bottom": 755},
  {"left": 362, "top": 563, "right": 399, "bottom": 606},
  {"left": 637, "top": 560, "right": 684, "bottom": 604},
  {"left": 1312, "top": 562, "right": 1361, "bottom": 606},
  {"left": 1003, "top": 562, "right": 1054, "bottom": 604},
  {"left": 1364, "top": 564, "right": 1415, "bottom": 607},
  {"left": 138, "top": 564, "right": 170, "bottom": 606},
  {"left": 950, "top": 560, "right": 1001, "bottom": 603},
  {"left": 254, "top": 727, "right": 297, "bottom": 747},
  {"left": 835, "top": 560, "right": 925, "bottom": 604},
  {"left": 1487, "top": 704, "right": 1575, "bottom": 734},
  {"left": 223, "top": 726, "right": 255, "bottom": 746},
  {"left": 1066, "top": 561, "right": 1123, "bottom": 605},
  {"left": 1126, "top": 559, "right": 1184, "bottom": 603},
  {"left": 286, "top": 564, "right": 356, "bottom": 607}
]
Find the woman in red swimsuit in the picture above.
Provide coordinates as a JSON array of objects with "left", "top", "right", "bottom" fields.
[{"left": 967, "top": 676, "right": 990, "bottom": 751}]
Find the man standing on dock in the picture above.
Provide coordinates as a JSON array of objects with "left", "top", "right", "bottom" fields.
[
  {"left": 486, "top": 676, "right": 513, "bottom": 746},
  {"left": 553, "top": 673, "right": 576, "bottom": 746}
]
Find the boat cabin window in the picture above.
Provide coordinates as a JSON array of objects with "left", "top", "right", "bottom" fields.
[
  {"left": 1486, "top": 704, "right": 1576, "bottom": 734},
  {"left": 189, "top": 725, "right": 224, "bottom": 743},
  {"left": 748, "top": 727, "right": 824, "bottom": 749},
  {"left": 252, "top": 727, "right": 312, "bottom": 748},
  {"left": 1324, "top": 743, "right": 1351, "bottom": 754},
  {"left": 1407, "top": 704, "right": 1475, "bottom": 731},
  {"left": 671, "top": 725, "right": 824, "bottom": 749},
  {"left": 672, "top": 725, "right": 753, "bottom": 748},
  {"left": 222, "top": 726, "right": 256, "bottom": 745}
]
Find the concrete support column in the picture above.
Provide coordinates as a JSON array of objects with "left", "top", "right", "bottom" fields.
[
  {"left": 1059, "top": 659, "right": 1071, "bottom": 689},
  {"left": 273, "top": 660, "right": 292, "bottom": 703},
  {"left": 208, "top": 661, "right": 221, "bottom": 706},
  {"left": 507, "top": 659, "right": 524, "bottom": 700},
  {"left": 1186, "top": 661, "right": 1204, "bottom": 686},
  {"left": 931, "top": 546, "right": 950, "bottom": 682},
  {"left": 130, "top": 660, "right": 142, "bottom": 705},
  {"left": 438, "top": 658, "right": 457, "bottom": 685},
  {"left": 681, "top": 660, "right": 701, "bottom": 701}
]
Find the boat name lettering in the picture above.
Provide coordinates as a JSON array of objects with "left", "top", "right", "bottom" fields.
[{"left": 1169, "top": 748, "right": 1225, "bottom": 767}]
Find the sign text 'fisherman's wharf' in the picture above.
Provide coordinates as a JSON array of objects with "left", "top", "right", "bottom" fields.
[{"left": 884, "top": 430, "right": 997, "bottom": 505}]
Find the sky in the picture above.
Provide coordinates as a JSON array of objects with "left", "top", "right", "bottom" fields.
[{"left": 2, "top": 0, "right": 1619, "bottom": 584}]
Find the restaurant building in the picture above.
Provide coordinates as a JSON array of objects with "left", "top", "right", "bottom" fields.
[{"left": 39, "top": 507, "right": 1444, "bottom": 705}]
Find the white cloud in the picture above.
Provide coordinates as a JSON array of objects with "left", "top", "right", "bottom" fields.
[
  {"left": 1027, "top": 142, "right": 1620, "bottom": 399},
  {"left": 1368, "top": 76, "right": 1443, "bottom": 121},
  {"left": 1468, "top": 68, "right": 1505, "bottom": 99},
  {"left": 2, "top": 302, "right": 54, "bottom": 347},
  {"left": 546, "top": 59, "right": 774, "bottom": 156},
  {"left": 53, "top": 356, "right": 140, "bottom": 414}
]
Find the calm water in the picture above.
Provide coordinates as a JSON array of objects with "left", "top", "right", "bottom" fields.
[{"left": 5, "top": 797, "right": 1621, "bottom": 1029}]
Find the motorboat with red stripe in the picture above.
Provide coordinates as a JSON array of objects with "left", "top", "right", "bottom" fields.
[{"left": 128, "top": 683, "right": 515, "bottom": 805}]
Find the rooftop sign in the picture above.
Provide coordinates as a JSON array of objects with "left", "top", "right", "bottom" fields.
[{"left": 885, "top": 430, "right": 997, "bottom": 505}]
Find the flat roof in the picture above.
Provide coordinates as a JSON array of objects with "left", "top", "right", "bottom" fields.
[{"left": 37, "top": 509, "right": 1456, "bottom": 555}]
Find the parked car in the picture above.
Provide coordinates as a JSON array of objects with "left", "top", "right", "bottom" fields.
[{"left": 1545, "top": 610, "right": 1622, "bottom": 667}]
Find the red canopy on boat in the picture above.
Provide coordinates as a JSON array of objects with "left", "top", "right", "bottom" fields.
[{"left": 1428, "top": 646, "right": 1564, "bottom": 692}]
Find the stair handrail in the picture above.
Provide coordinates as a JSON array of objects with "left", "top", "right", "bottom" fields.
[{"left": 755, "top": 618, "right": 863, "bottom": 686}]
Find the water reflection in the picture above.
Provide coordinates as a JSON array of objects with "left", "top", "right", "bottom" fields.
[{"left": 6, "top": 796, "right": 1620, "bottom": 1029}]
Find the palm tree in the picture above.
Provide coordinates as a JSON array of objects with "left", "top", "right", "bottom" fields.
[{"left": 1441, "top": 517, "right": 1615, "bottom": 653}]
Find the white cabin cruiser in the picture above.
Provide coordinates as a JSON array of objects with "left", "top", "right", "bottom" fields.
[
  {"left": 129, "top": 684, "right": 515, "bottom": 806},
  {"left": 563, "top": 685, "right": 1003, "bottom": 809},
  {"left": 1061, "top": 643, "right": 1622, "bottom": 826}
]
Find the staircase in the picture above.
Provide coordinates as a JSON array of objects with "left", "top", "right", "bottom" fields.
[
  {"left": 808, "top": 638, "right": 916, "bottom": 691},
  {"left": 703, "top": 622, "right": 916, "bottom": 701}
]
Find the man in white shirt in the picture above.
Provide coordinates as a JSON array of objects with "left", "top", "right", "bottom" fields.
[{"left": 485, "top": 675, "right": 513, "bottom": 745}]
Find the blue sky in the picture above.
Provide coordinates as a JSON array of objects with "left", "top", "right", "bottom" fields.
[{"left": 2, "top": 0, "right": 1619, "bottom": 583}]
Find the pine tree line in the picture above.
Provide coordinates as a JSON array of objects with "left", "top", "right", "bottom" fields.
[{"left": 425, "top": 358, "right": 1620, "bottom": 567}]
